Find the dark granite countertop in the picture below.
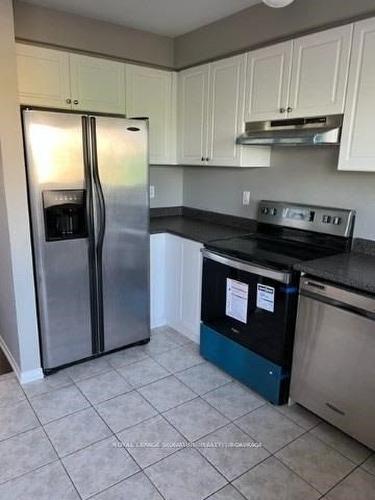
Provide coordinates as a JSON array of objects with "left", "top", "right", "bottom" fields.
[
  {"left": 294, "top": 252, "right": 375, "bottom": 295},
  {"left": 151, "top": 207, "right": 375, "bottom": 295},
  {"left": 150, "top": 214, "right": 252, "bottom": 243},
  {"left": 150, "top": 207, "right": 257, "bottom": 243}
]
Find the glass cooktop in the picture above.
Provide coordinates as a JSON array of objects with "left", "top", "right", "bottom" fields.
[{"left": 205, "top": 230, "right": 346, "bottom": 272}]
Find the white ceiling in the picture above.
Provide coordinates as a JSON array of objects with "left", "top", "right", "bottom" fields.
[{"left": 22, "top": 0, "right": 261, "bottom": 37}]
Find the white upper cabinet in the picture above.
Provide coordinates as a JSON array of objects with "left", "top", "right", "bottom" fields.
[
  {"left": 339, "top": 18, "right": 375, "bottom": 172},
  {"left": 289, "top": 25, "right": 353, "bottom": 118},
  {"left": 178, "top": 59, "right": 270, "bottom": 167},
  {"left": 69, "top": 54, "right": 125, "bottom": 114},
  {"left": 16, "top": 44, "right": 71, "bottom": 109},
  {"left": 16, "top": 44, "right": 126, "bottom": 114},
  {"left": 245, "top": 26, "right": 352, "bottom": 122},
  {"left": 178, "top": 64, "right": 209, "bottom": 165},
  {"left": 207, "top": 55, "right": 245, "bottom": 166},
  {"left": 245, "top": 42, "right": 292, "bottom": 122},
  {"left": 126, "top": 64, "right": 177, "bottom": 164}
]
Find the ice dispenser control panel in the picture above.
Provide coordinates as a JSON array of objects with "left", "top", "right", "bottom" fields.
[{"left": 43, "top": 190, "right": 87, "bottom": 241}]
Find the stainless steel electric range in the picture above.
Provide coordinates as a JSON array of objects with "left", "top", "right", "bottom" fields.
[{"left": 200, "top": 200, "right": 356, "bottom": 405}]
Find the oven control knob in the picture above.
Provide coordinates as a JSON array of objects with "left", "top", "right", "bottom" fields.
[
  {"left": 332, "top": 216, "right": 342, "bottom": 225},
  {"left": 270, "top": 208, "right": 277, "bottom": 216},
  {"left": 262, "top": 207, "right": 269, "bottom": 215},
  {"left": 322, "top": 215, "right": 331, "bottom": 224}
]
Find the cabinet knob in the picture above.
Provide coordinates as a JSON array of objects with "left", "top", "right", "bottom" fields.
[
  {"left": 201, "top": 157, "right": 205, "bottom": 161},
  {"left": 206, "top": 158, "right": 210, "bottom": 162},
  {"left": 287, "top": 106, "right": 293, "bottom": 113},
  {"left": 65, "top": 98, "right": 72, "bottom": 104},
  {"left": 73, "top": 100, "right": 79, "bottom": 105},
  {"left": 279, "top": 107, "right": 286, "bottom": 113}
]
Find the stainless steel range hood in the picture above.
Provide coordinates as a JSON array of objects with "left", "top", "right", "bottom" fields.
[{"left": 237, "top": 114, "right": 343, "bottom": 146}]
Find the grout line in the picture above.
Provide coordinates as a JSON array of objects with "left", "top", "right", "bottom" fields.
[
  {"left": 5, "top": 331, "right": 373, "bottom": 499},
  {"left": 16, "top": 389, "right": 83, "bottom": 499},
  {"left": 306, "top": 426, "right": 372, "bottom": 466},
  {"left": 317, "top": 463, "right": 362, "bottom": 498}
]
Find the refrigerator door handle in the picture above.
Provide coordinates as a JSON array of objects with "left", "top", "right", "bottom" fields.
[
  {"left": 82, "top": 115, "right": 99, "bottom": 354},
  {"left": 90, "top": 116, "right": 106, "bottom": 351}
]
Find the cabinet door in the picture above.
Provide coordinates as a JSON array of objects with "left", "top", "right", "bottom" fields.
[
  {"left": 339, "top": 19, "right": 375, "bottom": 172},
  {"left": 70, "top": 54, "right": 125, "bottom": 114},
  {"left": 164, "top": 235, "right": 203, "bottom": 342},
  {"left": 150, "top": 234, "right": 166, "bottom": 328},
  {"left": 178, "top": 65, "right": 209, "bottom": 165},
  {"left": 245, "top": 42, "right": 292, "bottom": 122},
  {"left": 288, "top": 25, "right": 352, "bottom": 118},
  {"left": 179, "top": 238, "right": 203, "bottom": 342},
  {"left": 16, "top": 44, "right": 71, "bottom": 108},
  {"left": 206, "top": 55, "right": 245, "bottom": 166},
  {"left": 126, "top": 65, "right": 177, "bottom": 164},
  {"left": 164, "top": 235, "right": 183, "bottom": 327}
]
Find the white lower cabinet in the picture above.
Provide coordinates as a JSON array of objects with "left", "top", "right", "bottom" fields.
[
  {"left": 150, "top": 233, "right": 203, "bottom": 342},
  {"left": 150, "top": 233, "right": 167, "bottom": 328}
]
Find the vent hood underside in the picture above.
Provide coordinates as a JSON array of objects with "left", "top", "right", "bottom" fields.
[{"left": 237, "top": 114, "right": 343, "bottom": 146}]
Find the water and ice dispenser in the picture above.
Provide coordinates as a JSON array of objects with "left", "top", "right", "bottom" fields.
[{"left": 43, "top": 190, "right": 87, "bottom": 241}]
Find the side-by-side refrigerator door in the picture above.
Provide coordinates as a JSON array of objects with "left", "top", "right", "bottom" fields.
[
  {"left": 23, "top": 110, "right": 94, "bottom": 370},
  {"left": 90, "top": 116, "right": 149, "bottom": 352}
]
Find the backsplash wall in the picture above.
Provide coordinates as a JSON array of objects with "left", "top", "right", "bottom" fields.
[
  {"left": 149, "top": 166, "right": 184, "bottom": 208},
  {"left": 183, "top": 148, "right": 375, "bottom": 240}
]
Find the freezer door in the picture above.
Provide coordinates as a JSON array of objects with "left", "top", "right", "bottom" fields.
[
  {"left": 91, "top": 116, "right": 149, "bottom": 351},
  {"left": 23, "top": 110, "right": 94, "bottom": 369}
]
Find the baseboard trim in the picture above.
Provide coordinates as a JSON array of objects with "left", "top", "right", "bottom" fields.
[
  {"left": 0, "top": 335, "right": 43, "bottom": 384},
  {"left": 151, "top": 318, "right": 167, "bottom": 329}
]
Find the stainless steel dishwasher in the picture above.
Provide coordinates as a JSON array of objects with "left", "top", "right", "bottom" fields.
[{"left": 290, "top": 276, "right": 375, "bottom": 450}]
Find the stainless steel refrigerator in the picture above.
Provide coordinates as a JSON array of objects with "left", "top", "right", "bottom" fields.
[{"left": 23, "top": 109, "right": 150, "bottom": 372}]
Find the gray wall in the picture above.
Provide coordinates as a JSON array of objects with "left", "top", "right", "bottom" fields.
[
  {"left": 183, "top": 148, "right": 375, "bottom": 240},
  {"left": 0, "top": 0, "right": 41, "bottom": 375},
  {"left": 0, "top": 144, "right": 20, "bottom": 365},
  {"left": 14, "top": 1, "right": 174, "bottom": 68},
  {"left": 174, "top": 0, "right": 375, "bottom": 68},
  {"left": 150, "top": 166, "right": 183, "bottom": 208}
]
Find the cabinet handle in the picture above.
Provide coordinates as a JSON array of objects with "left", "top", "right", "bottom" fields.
[
  {"left": 201, "top": 157, "right": 205, "bottom": 161},
  {"left": 73, "top": 99, "right": 79, "bottom": 105},
  {"left": 65, "top": 98, "right": 72, "bottom": 104},
  {"left": 279, "top": 107, "right": 286, "bottom": 113},
  {"left": 206, "top": 157, "right": 210, "bottom": 162},
  {"left": 287, "top": 106, "right": 293, "bottom": 113}
]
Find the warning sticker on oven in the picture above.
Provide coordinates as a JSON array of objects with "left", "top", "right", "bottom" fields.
[
  {"left": 226, "top": 278, "right": 248, "bottom": 324},
  {"left": 256, "top": 284, "right": 275, "bottom": 312}
]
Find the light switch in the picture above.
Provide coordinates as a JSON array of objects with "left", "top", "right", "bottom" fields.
[
  {"left": 150, "top": 185, "right": 155, "bottom": 199},
  {"left": 242, "top": 191, "right": 251, "bottom": 206}
]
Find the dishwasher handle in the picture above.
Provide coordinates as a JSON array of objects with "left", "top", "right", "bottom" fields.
[{"left": 300, "top": 276, "right": 375, "bottom": 315}]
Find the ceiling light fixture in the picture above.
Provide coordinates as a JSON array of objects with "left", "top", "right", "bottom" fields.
[{"left": 262, "top": 0, "right": 295, "bottom": 8}]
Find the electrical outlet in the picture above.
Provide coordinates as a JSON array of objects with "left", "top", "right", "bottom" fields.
[
  {"left": 150, "top": 185, "right": 155, "bottom": 199},
  {"left": 242, "top": 191, "right": 251, "bottom": 206}
]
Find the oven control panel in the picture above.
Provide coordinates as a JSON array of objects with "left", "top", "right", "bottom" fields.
[{"left": 258, "top": 201, "right": 355, "bottom": 237}]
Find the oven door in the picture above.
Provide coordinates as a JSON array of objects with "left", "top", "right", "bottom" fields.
[{"left": 201, "top": 250, "right": 298, "bottom": 368}]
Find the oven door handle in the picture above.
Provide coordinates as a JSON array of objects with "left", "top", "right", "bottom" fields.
[{"left": 201, "top": 249, "right": 292, "bottom": 284}]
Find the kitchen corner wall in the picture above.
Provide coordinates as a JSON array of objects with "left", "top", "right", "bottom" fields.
[
  {"left": 0, "top": 0, "right": 41, "bottom": 379},
  {"left": 183, "top": 149, "right": 375, "bottom": 240}
]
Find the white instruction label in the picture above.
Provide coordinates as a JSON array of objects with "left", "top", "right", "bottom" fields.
[
  {"left": 256, "top": 284, "right": 275, "bottom": 312},
  {"left": 226, "top": 278, "right": 248, "bottom": 324}
]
